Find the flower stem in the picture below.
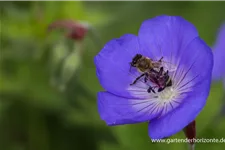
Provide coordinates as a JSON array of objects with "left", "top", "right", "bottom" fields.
[
  {"left": 183, "top": 120, "right": 196, "bottom": 150},
  {"left": 188, "top": 143, "right": 195, "bottom": 150},
  {"left": 88, "top": 27, "right": 104, "bottom": 49},
  {"left": 220, "top": 93, "right": 225, "bottom": 116}
]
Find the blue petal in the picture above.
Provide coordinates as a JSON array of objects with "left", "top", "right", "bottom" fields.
[
  {"left": 138, "top": 15, "right": 199, "bottom": 67},
  {"left": 148, "top": 77, "right": 211, "bottom": 139},
  {"left": 212, "top": 23, "right": 225, "bottom": 81},
  {"left": 138, "top": 15, "right": 213, "bottom": 85},
  {"left": 94, "top": 34, "right": 154, "bottom": 99},
  {"left": 147, "top": 37, "right": 213, "bottom": 139},
  {"left": 174, "top": 37, "right": 213, "bottom": 91},
  {"left": 98, "top": 92, "right": 162, "bottom": 125},
  {"left": 147, "top": 34, "right": 213, "bottom": 139}
]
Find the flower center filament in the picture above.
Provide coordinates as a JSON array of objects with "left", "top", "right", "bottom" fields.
[{"left": 157, "top": 87, "right": 178, "bottom": 101}]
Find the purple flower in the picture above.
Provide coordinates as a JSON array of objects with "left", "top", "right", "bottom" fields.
[
  {"left": 94, "top": 15, "right": 213, "bottom": 139},
  {"left": 212, "top": 23, "right": 225, "bottom": 89}
]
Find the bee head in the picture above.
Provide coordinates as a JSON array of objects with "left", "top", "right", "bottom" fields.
[{"left": 130, "top": 54, "right": 142, "bottom": 67}]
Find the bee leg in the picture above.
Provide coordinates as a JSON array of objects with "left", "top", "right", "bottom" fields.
[
  {"left": 147, "top": 86, "right": 156, "bottom": 93},
  {"left": 164, "top": 72, "right": 172, "bottom": 87},
  {"left": 144, "top": 73, "right": 148, "bottom": 83},
  {"left": 158, "top": 67, "right": 164, "bottom": 76},
  {"left": 167, "top": 79, "right": 172, "bottom": 87},
  {"left": 150, "top": 68, "right": 159, "bottom": 73},
  {"left": 147, "top": 87, "right": 152, "bottom": 93},
  {"left": 164, "top": 70, "right": 169, "bottom": 76},
  {"left": 158, "top": 87, "right": 165, "bottom": 92},
  {"left": 158, "top": 57, "right": 164, "bottom": 62},
  {"left": 130, "top": 73, "right": 145, "bottom": 85},
  {"left": 144, "top": 77, "right": 148, "bottom": 83}
]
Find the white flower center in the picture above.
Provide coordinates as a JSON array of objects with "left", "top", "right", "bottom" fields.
[
  {"left": 127, "top": 58, "right": 194, "bottom": 117},
  {"left": 157, "top": 87, "right": 178, "bottom": 101}
]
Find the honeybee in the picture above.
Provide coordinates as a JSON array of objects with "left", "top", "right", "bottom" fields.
[
  {"left": 129, "top": 54, "right": 173, "bottom": 93},
  {"left": 129, "top": 54, "right": 163, "bottom": 72},
  {"left": 130, "top": 54, "right": 176, "bottom": 72}
]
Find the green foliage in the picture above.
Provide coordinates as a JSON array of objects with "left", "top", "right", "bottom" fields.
[{"left": 0, "top": 1, "right": 225, "bottom": 150}]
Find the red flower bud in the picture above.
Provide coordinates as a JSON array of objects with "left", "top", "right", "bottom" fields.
[
  {"left": 48, "top": 20, "right": 89, "bottom": 41},
  {"left": 183, "top": 120, "right": 196, "bottom": 145}
]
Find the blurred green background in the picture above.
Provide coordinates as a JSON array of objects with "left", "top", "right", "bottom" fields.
[{"left": 0, "top": 1, "right": 225, "bottom": 150}]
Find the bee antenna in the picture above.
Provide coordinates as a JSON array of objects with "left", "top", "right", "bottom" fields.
[
  {"left": 129, "top": 65, "right": 132, "bottom": 72},
  {"left": 129, "top": 63, "right": 133, "bottom": 72}
]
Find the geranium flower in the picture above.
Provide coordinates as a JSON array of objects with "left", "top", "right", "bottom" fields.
[
  {"left": 94, "top": 15, "right": 213, "bottom": 139},
  {"left": 212, "top": 23, "right": 225, "bottom": 89}
]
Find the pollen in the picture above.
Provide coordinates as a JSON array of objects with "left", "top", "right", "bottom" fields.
[{"left": 158, "top": 87, "right": 178, "bottom": 101}]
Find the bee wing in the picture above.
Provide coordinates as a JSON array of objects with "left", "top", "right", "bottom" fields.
[{"left": 160, "top": 61, "right": 177, "bottom": 72}]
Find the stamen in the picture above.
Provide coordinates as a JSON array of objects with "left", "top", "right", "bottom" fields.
[{"left": 158, "top": 87, "right": 178, "bottom": 101}]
